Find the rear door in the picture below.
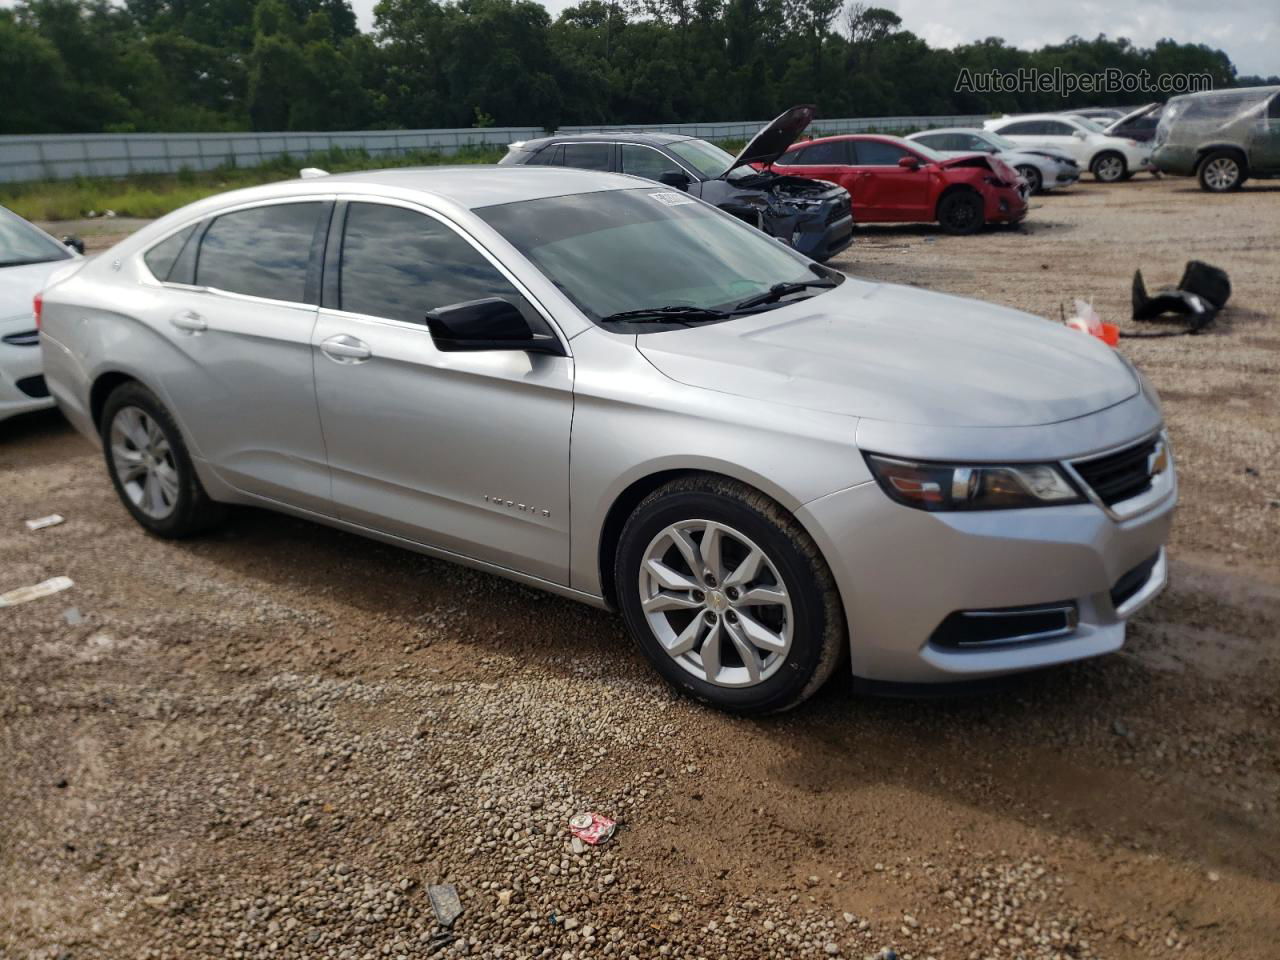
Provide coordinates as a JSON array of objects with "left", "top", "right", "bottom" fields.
[
  {"left": 848, "top": 140, "right": 932, "bottom": 220},
  {"left": 772, "top": 139, "right": 851, "bottom": 190},
  {"left": 1037, "top": 120, "right": 1088, "bottom": 163},
  {"left": 145, "top": 199, "right": 333, "bottom": 512},
  {"left": 310, "top": 199, "right": 573, "bottom": 584},
  {"left": 550, "top": 141, "right": 615, "bottom": 173}
]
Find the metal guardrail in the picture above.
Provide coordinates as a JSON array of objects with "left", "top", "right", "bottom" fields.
[{"left": 0, "top": 116, "right": 991, "bottom": 183}]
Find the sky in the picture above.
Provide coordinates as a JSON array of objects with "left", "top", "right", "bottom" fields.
[{"left": 346, "top": 0, "right": 1277, "bottom": 78}]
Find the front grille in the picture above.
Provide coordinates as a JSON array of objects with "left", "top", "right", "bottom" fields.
[
  {"left": 931, "top": 602, "right": 1077, "bottom": 648},
  {"left": 825, "top": 200, "right": 850, "bottom": 225},
  {"left": 1072, "top": 436, "right": 1159, "bottom": 506},
  {"left": 15, "top": 374, "right": 49, "bottom": 398},
  {"left": 2, "top": 329, "right": 39, "bottom": 346},
  {"left": 1111, "top": 552, "right": 1160, "bottom": 609}
]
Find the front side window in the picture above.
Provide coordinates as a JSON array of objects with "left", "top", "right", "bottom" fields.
[
  {"left": 912, "top": 133, "right": 948, "bottom": 150},
  {"left": 997, "top": 121, "right": 1039, "bottom": 136},
  {"left": 621, "top": 144, "right": 684, "bottom": 181},
  {"left": 559, "top": 142, "right": 611, "bottom": 171},
  {"left": 1269, "top": 95, "right": 1280, "bottom": 120},
  {"left": 476, "top": 188, "right": 824, "bottom": 324},
  {"left": 338, "top": 202, "right": 534, "bottom": 326},
  {"left": 668, "top": 138, "right": 736, "bottom": 179},
  {"left": 1042, "top": 121, "right": 1076, "bottom": 136},
  {"left": 196, "top": 202, "right": 322, "bottom": 302},
  {"left": 0, "top": 207, "right": 72, "bottom": 269}
]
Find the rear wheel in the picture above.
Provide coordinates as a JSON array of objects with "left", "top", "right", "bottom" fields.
[
  {"left": 1198, "top": 150, "right": 1245, "bottom": 192},
  {"left": 615, "top": 475, "right": 844, "bottom": 714},
  {"left": 100, "top": 381, "right": 224, "bottom": 538},
  {"left": 1015, "top": 164, "right": 1043, "bottom": 194},
  {"left": 1091, "top": 151, "right": 1127, "bottom": 183},
  {"left": 936, "top": 190, "right": 984, "bottom": 235}
]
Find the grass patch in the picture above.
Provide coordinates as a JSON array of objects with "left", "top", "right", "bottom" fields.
[{"left": 1, "top": 145, "right": 507, "bottom": 222}]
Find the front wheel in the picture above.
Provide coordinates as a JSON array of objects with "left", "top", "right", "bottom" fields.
[
  {"left": 1198, "top": 150, "right": 1245, "bottom": 192},
  {"left": 1091, "top": 151, "right": 1127, "bottom": 183},
  {"left": 615, "top": 476, "right": 845, "bottom": 714},
  {"left": 100, "top": 381, "right": 225, "bottom": 538},
  {"left": 1016, "top": 164, "right": 1043, "bottom": 194},
  {"left": 936, "top": 190, "right": 984, "bottom": 235}
]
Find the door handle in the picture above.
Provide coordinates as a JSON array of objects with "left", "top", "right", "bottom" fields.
[
  {"left": 320, "top": 334, "right": 372, "bottom": 363},
  {"left": 170, "top": 310, "right": 207, "bottom": 333}
]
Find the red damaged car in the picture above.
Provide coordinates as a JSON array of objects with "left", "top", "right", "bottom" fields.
[{"left": 766, "top": 134, "right": 1029, "bottom": 235}]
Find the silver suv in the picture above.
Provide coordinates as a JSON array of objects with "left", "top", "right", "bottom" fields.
[
  {"left": 38, "top": 167, "right": 1175, "bottom": 712},
  {"left": 1153, "top": 85, "right": 1280, "bottom": 191}
]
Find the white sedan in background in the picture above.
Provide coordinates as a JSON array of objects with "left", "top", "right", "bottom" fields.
[
  {"left": 1, "top": 206, "right": 82, "bottom": 421},
  {"left": 984, "top": 114, "right": 1153, "bottom": 183},
  {"left": 906, "top": 128, "right": 1081, "bottom": 194}
]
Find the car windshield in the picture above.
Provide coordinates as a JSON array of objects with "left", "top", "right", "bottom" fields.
[
  {"left": 476, "top": 188, "right": 829, "bottom": 324},
  {"left": 0, "top": 207, "right": 72, "bottom": 268},
  {"left": 668, "top": 139, "right": 737, "bottom": 179},
  {"left": 1071, "top": 116, "right": 1108, "bottom": 134}
]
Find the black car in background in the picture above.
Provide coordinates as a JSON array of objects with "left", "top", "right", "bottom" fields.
[
  {"left": 500, "top": 106, "right": 854, "bottom": 262},
  {"left": 1106, "top": 103, "right": 1164, "bottom": 143}
]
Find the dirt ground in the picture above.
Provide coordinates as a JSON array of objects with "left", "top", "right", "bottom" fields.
[{"left": 4, "top": 176, "right": 1279, "bottom": 960}]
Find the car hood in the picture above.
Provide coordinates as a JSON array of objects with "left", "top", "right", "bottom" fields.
[
  {"left": 636, "top": 280, "right": 1139, "bottom": 428},
  {"left": 726, "top": 105, "right": 816, "bottom": 174},
  {"left": 0, "top": 259, "right": 75, "bottom": 324}
]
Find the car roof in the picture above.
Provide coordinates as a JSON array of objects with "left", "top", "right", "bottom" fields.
[
  {"left": 1171, "top": 84, "right": 1279, "bottom": 102},
  {"left": 316, "top": 165, "right": 645, "bottom": 208},
  {"left": 518, "top": 132, "right": 695, "bottom": 149},
  {"left": 803, "top": 133, "right": 913, "bottom": 146},
  {"left": 908, "top": 128, "right": 986, "bottom": 136},
  {"left": 991, "top": 113, "right": 1081, "bottom": 122}
]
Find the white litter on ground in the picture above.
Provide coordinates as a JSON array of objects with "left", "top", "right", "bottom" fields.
[
  {"left": 24, "top": 515, "right": 65, "bottom": 531},
  {"left": 0, "top": 577, "right": 74, "bottom": 608}
]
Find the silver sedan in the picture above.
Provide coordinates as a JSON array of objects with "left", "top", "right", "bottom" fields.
[
  {"left": 38, "top": 167, "right": 1175, "bottom": 712},
  {"left": 907, "top": 128, "right": 1081, "bottom": 194}
]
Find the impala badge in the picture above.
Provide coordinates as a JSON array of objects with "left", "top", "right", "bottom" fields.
[{"left": 484, "top": 494, "right": 551, "bottom": 518}]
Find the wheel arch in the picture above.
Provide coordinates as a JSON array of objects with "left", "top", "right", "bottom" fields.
[
  {"left": 593, "top": 464, "right": 829, "bottom": 611},
  {"left": 89, "top": 370, "right": 142, "bottom": 435},
  {"left": 934, "top": 181, "right": 983, "bottom": 216},
  {"left": 1195, "top": 143, "right": 1249, "bottom": 173}
]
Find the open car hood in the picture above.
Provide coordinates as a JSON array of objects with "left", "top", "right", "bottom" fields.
[
  {"left": 1106, "top": 102, "right": 1160, "bottom": 133},
  {"left": 726, "top": 105, "right": 816, "bottom": 175}
]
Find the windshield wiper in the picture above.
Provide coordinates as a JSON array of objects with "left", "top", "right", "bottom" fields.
[
  {"left": 601, "top": 305, "right": 733, "bottom": 324},
  {"left": 733, "top": 279, "right": 837, "bottom": 311}
]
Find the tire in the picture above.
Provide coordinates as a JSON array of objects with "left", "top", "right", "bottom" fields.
[
  {"left": 1197, "top": 150, "right": 1245, "bottom": 192},
  {"left": 936, "top": 190, "right": 984, "bottom": 235},
  {"left": 1015, "top": 164, "right": 1043, "bottom": 194},
  {"left": 1090, "top": 151, "right": 1127, "bottom": 183},
  {"left": 99, "top": 381, "right": 225, "bottom": 538},
  {"left": 614, "top": 475, "right": 845, "bottom": 714}
]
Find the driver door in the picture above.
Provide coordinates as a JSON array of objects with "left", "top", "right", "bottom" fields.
[
  {"left": 848, "top": 140, "right": 932, "bottom": 220},
  {"left": 311, "top": 198, "right": 574, "bottom": 585}
]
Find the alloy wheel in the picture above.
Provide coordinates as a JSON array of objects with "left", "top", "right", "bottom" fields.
[
  {"left": 1203, "top": 157, "right": 1239, "bottom": 191},
  {"left": 110, "top": 405, "right": 180, "bottom": 520},
  {"left": 638, "top": 519, "right": 793, "bottom": 688},
  {"left": 1094, "top": 155, "right": 1125, "bottom": 182}
]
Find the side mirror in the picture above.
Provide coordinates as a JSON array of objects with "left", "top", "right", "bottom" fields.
[
  {"left": 425, "top": 298, "right": 564, "bottom": 356},
  {"left": 62, "top": 234, "right": 85, "bottom": 255},
  {"left": 657, "top": 170, "right": 691, "bottom": 190},
  {"left": 897, "top": 155, "right": 921, "bottom": 170}
]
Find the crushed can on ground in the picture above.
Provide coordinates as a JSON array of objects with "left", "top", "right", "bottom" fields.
[{"left": 569, "top": 811, "right": 616, "bottom": 845}]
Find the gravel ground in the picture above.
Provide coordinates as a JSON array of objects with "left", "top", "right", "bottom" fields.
[{"left": 5, "top": 176, "right": 1279, "bottom": 960}]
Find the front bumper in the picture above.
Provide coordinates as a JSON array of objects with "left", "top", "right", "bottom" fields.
[
  {"left": 797, "top": 444, "right": 1176, "bottom": 684},
  {"left": 789, "top": 211, "right": 854, "bottom": 263},
  {"left": 1, "top": 334, "right": 56, "bottom": 422},
  {"left": 986, "top": 186, "right": 1028, "bottom": 223}
]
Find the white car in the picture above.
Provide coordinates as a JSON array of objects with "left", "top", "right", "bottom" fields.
[
  {"left": 906, "top": 127, "right": 1080, "bottom": 194},
  {"left": 1, "top": 206, "right": 82, "bottom": 421},
  {"left": 984, "top": 114, "right": 1152, "bottom": 183}
]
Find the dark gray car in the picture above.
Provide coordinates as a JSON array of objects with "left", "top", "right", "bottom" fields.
[
  {"left": 1153, "top": 86, "right": 1280, "bottom": 191},
  {"left": 499, "top": 106, "right": 854, "bottom": 262}
]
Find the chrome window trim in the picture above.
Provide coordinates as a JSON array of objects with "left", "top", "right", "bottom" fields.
[{"left": 323, "top": 194, "right": 574, "bottom": 358}]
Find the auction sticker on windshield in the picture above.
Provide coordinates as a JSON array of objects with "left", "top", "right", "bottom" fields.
[{"left": 649, "top": 191, "right": 697, "bottom": 206}]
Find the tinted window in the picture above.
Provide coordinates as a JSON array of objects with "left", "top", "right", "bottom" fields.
[
  {"left": 854, "top": 140, "right": 911, "bottom": 165},
  {"left": 559, "top": 142, "right": 611, "bottom": 171},
  {"left": 777, "top": 148, "right": 802, "bottom": 165},
  {"left": 143, "top": 224, "right": 196, "bottom": 282},
  {"left": 621, "top": 144, "right": 683, "bottom": 180},
  {"left": 997, "top": 121, "right": 1040, "bottom": 136},
  {"left": 1270, "top": 95, "right": 1280, "bottom": 120},
  {"left": 1042, "top": 121, "right": 1075, "bottom": 135},
  {"left": 958, "top": 133, "right": 992, "bottom": 151},
  {"left": 197, "top": 202, "right": 321, "bottom": 302},
  {"left": 793, "top": 141, "right": 848, "bottom": 164},
  {"left": 339, "top": 202, "right": 533, "bottom": 326},
  {"left": 912, "top": 133, "right": 948, "bottom": 150}
]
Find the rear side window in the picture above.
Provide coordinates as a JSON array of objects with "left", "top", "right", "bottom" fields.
[
  {"left": 559, "top": 143, "right": 611, "bottom": 171},
  {"left": 997, "top": 121, "right": 1040, "bottom": 136},
  {"left": 143, "top": 224, "right": 197, "bottom": 282},
  {"left": 853, "top": 140, "right": 911, "bottom": 165},
  {"left": 793, "top": 141, "right": 848, "bottom": 164},
  {"left": 338, "top": 202, "right": 536, "bottom": 327},
  {"left": 196, "top": 202, "right": 322, "bottom": 303},
  {"left": 912, "top": 134, "right": 948, "bottom": 150}
]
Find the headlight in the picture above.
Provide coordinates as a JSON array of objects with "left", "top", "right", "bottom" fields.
[{"left": 864, "top": 454, "right": 1084, "bottom": 511}]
